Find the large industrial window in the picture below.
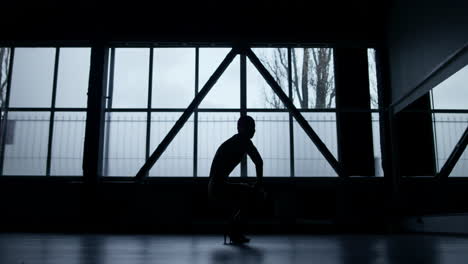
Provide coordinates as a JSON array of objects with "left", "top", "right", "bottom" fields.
[
  {"left": 101, "top": 47, "right": 340, "bottom": 177},
  {"left": 0, "top": 48, "right": 90, "bottom": 176},
  {"left": 431, "top": 64, "right": 468, "bottom": 176},
  {"left": 0, "top": 46, "right": 380, "bottom": 178}
]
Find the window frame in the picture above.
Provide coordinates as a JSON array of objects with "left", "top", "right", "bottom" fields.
[{"left": 0, "top": 44, "right": 383, "bottom": 180}]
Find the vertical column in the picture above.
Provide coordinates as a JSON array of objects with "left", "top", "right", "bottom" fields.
[
  {"left": 334, "top": 48, "right": 375, "bottom": 176},
  {"left": 395, "top": 94, "right": 436, "bottom": 176},
  {"left": 375, "top": 48, "right": 398, "bottom": 191},
  {"left": 194, "top": 48, "right": 199, "bottom": 177},
  {"left": 288, "top": 48, "right": 295, "bottom": 177},
  {"left": 240, "top": 54, "right": 247, "bottom": 177},
  {"left": 82, "top": 45, "right": 108, "bottom": 183}
]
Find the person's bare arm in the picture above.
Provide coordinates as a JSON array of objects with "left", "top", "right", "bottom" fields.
[{"left": 247, "top": 144, "right": 263, "bottom": 187}]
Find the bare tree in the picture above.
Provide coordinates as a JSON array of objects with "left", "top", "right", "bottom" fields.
[
  {"left": 261, "top": 48, "right": 335, "bottom": 109},
  {"left": 368, "top": 49, "right": 379, "bottom": 108},
  {"left": 260, "top": 49, "right": 287, "bottom": 109},
  {"left": 0, "top": 48, "right": 11, "bottom": 132},
  {"left": 0, "top": 48, "right": 10, "bottom": 106}
]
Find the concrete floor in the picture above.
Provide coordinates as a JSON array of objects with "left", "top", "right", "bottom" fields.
[{"left": 0, "top": 233, "right": 467, "bottom": 263}]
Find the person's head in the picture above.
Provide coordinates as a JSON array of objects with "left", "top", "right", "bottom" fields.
[{"left": 237, "top": 115, "right": 256, "bottom": 138}]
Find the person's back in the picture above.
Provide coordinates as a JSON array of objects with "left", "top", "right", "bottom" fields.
[{"left": 209, "top": 133, "right": 255, "bottom": 183}]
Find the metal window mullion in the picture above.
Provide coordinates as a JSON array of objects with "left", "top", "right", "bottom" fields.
[
  {"left": 146, "top": 48, "right": 153, "bottom": 177},
  {"left": 430, "top": 90, "right": 439, "bottom": 172},
  {"left": 194, "top": 48, "right": 199, "bottom": 178},
  {"left": 103, "top": 48, "right": 115, "bottom": 177},
  {"left": 0, "top": 48, "right": 15, "bottom": 176},
  {"left": 240, "top": 53, "right": 247, "bottom": 177},
  {"left": 46, "top": 48, "right": 60, "bottom": 176},
  {"left": 288, "top": 48, "right": 295, "bottom": 177}
]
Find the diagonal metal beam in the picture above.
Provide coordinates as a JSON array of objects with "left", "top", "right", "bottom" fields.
[
  {"left": 245, "top": 48, "right": 346, "bottom": 177},
  {"left": 135, "top": 48, "right": 238, "bottom": 181},
  {"left": 436, "top": 125, "right": 468, "bottom": 180}
]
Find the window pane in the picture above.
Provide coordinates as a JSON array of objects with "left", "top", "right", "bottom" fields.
[
  {"left": 111, "top": 48, "right": 149, "bottom": 108},
  {"left": 372, "top": 113, "right": 383, "bottom": 176},
  {"left": 10, "top": 48, "right": 55, "bottom": 107},
  {"left": 431, "top": 64, "right": 468, "bottom": 109},
  {"left": 249, "top": 48, "right": 287, "bottom": 109},
  {"left": 50, "top": 112, "right": 86, "bottom": 176},
  {"left": 247, "top": 113, "right": 290, "bottom": 177},
  {"left": 291, "top": 48, "right": 335, "bottom": 109},
  {"left": 433, "top": 113, "right": 468, "bottom": 176},
  {"left": 3, "top": 112, "right": 50, "bottom": 175},
  {"left": 103, "top": 112, "right": 146, "bottom": 176},
  {"left": 198, "top": 112, "right": 241, "bottom": 177},
  {"left": 153, "top": 48, "right": 195, "bottom": 108},
  {"left": 199, "top": 48, "right": 240, "bottom": 108},
  {"left": 368, "top": 49, "right": 379, "bottom": 109},
  {"left": 149, "top": 112, "right": 193, "bottom": 177},
  {"left": 55, "top": 48, "right": 91, "bottom": 108},
  {"left": 293, "top": 112, "right": 337, "bottom": 176}
]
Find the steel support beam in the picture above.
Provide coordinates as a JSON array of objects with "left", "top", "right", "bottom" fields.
[
  {"left": 46, "top": 48, "right": 60, "bottom": 176},
  {"left": 245, "top": 48, "right": 346, "bottom": 177},
  {"left": 82, "top": 45, "right": 108, "bottom": 183},
  {"left": 135, "top": 48, "right": 237, "bottom": 181},
  {"left": 240, "top": 54, "right": 247, "bottom": 177},
  {"left": 436, "top": 126, "right": 468, "bottom": 180}
]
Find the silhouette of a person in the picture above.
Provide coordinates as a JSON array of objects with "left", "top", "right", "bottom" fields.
[{"left": 208, "top": 115, "right": 264, "bottom": 244}]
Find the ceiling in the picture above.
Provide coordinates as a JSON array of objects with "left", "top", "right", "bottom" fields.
[{"left": 1, "top": 0, "right": 388, "bottom": 46}]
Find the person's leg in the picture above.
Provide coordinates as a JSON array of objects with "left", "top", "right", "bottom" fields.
[{"left": 224, "top": 183, "right": 255, "bottom": 242}]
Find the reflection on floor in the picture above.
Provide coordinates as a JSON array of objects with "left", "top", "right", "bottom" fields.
[{"left": 0, "top": 233, "right": 467, "bottom": 264}]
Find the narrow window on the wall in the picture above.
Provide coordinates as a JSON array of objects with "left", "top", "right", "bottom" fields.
[
  {"left": 431, "top": 64, "right": 468, "bottom": 176},
  {"left": 368, "top": 48, "right": 383, "bottom": 176}
]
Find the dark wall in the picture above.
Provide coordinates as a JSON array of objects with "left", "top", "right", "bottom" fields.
[
  {"left": 1, "top": 177, "right": 467, "bottom": 233},
  {"left": 0, "top": 178, "right": 389, "bottom": 233},
  {"left": 1, "top": 1, "right": 385, "bottom": 45},
  {"left": 386, "top": 0, "right": 468, "bottom": 109}
]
